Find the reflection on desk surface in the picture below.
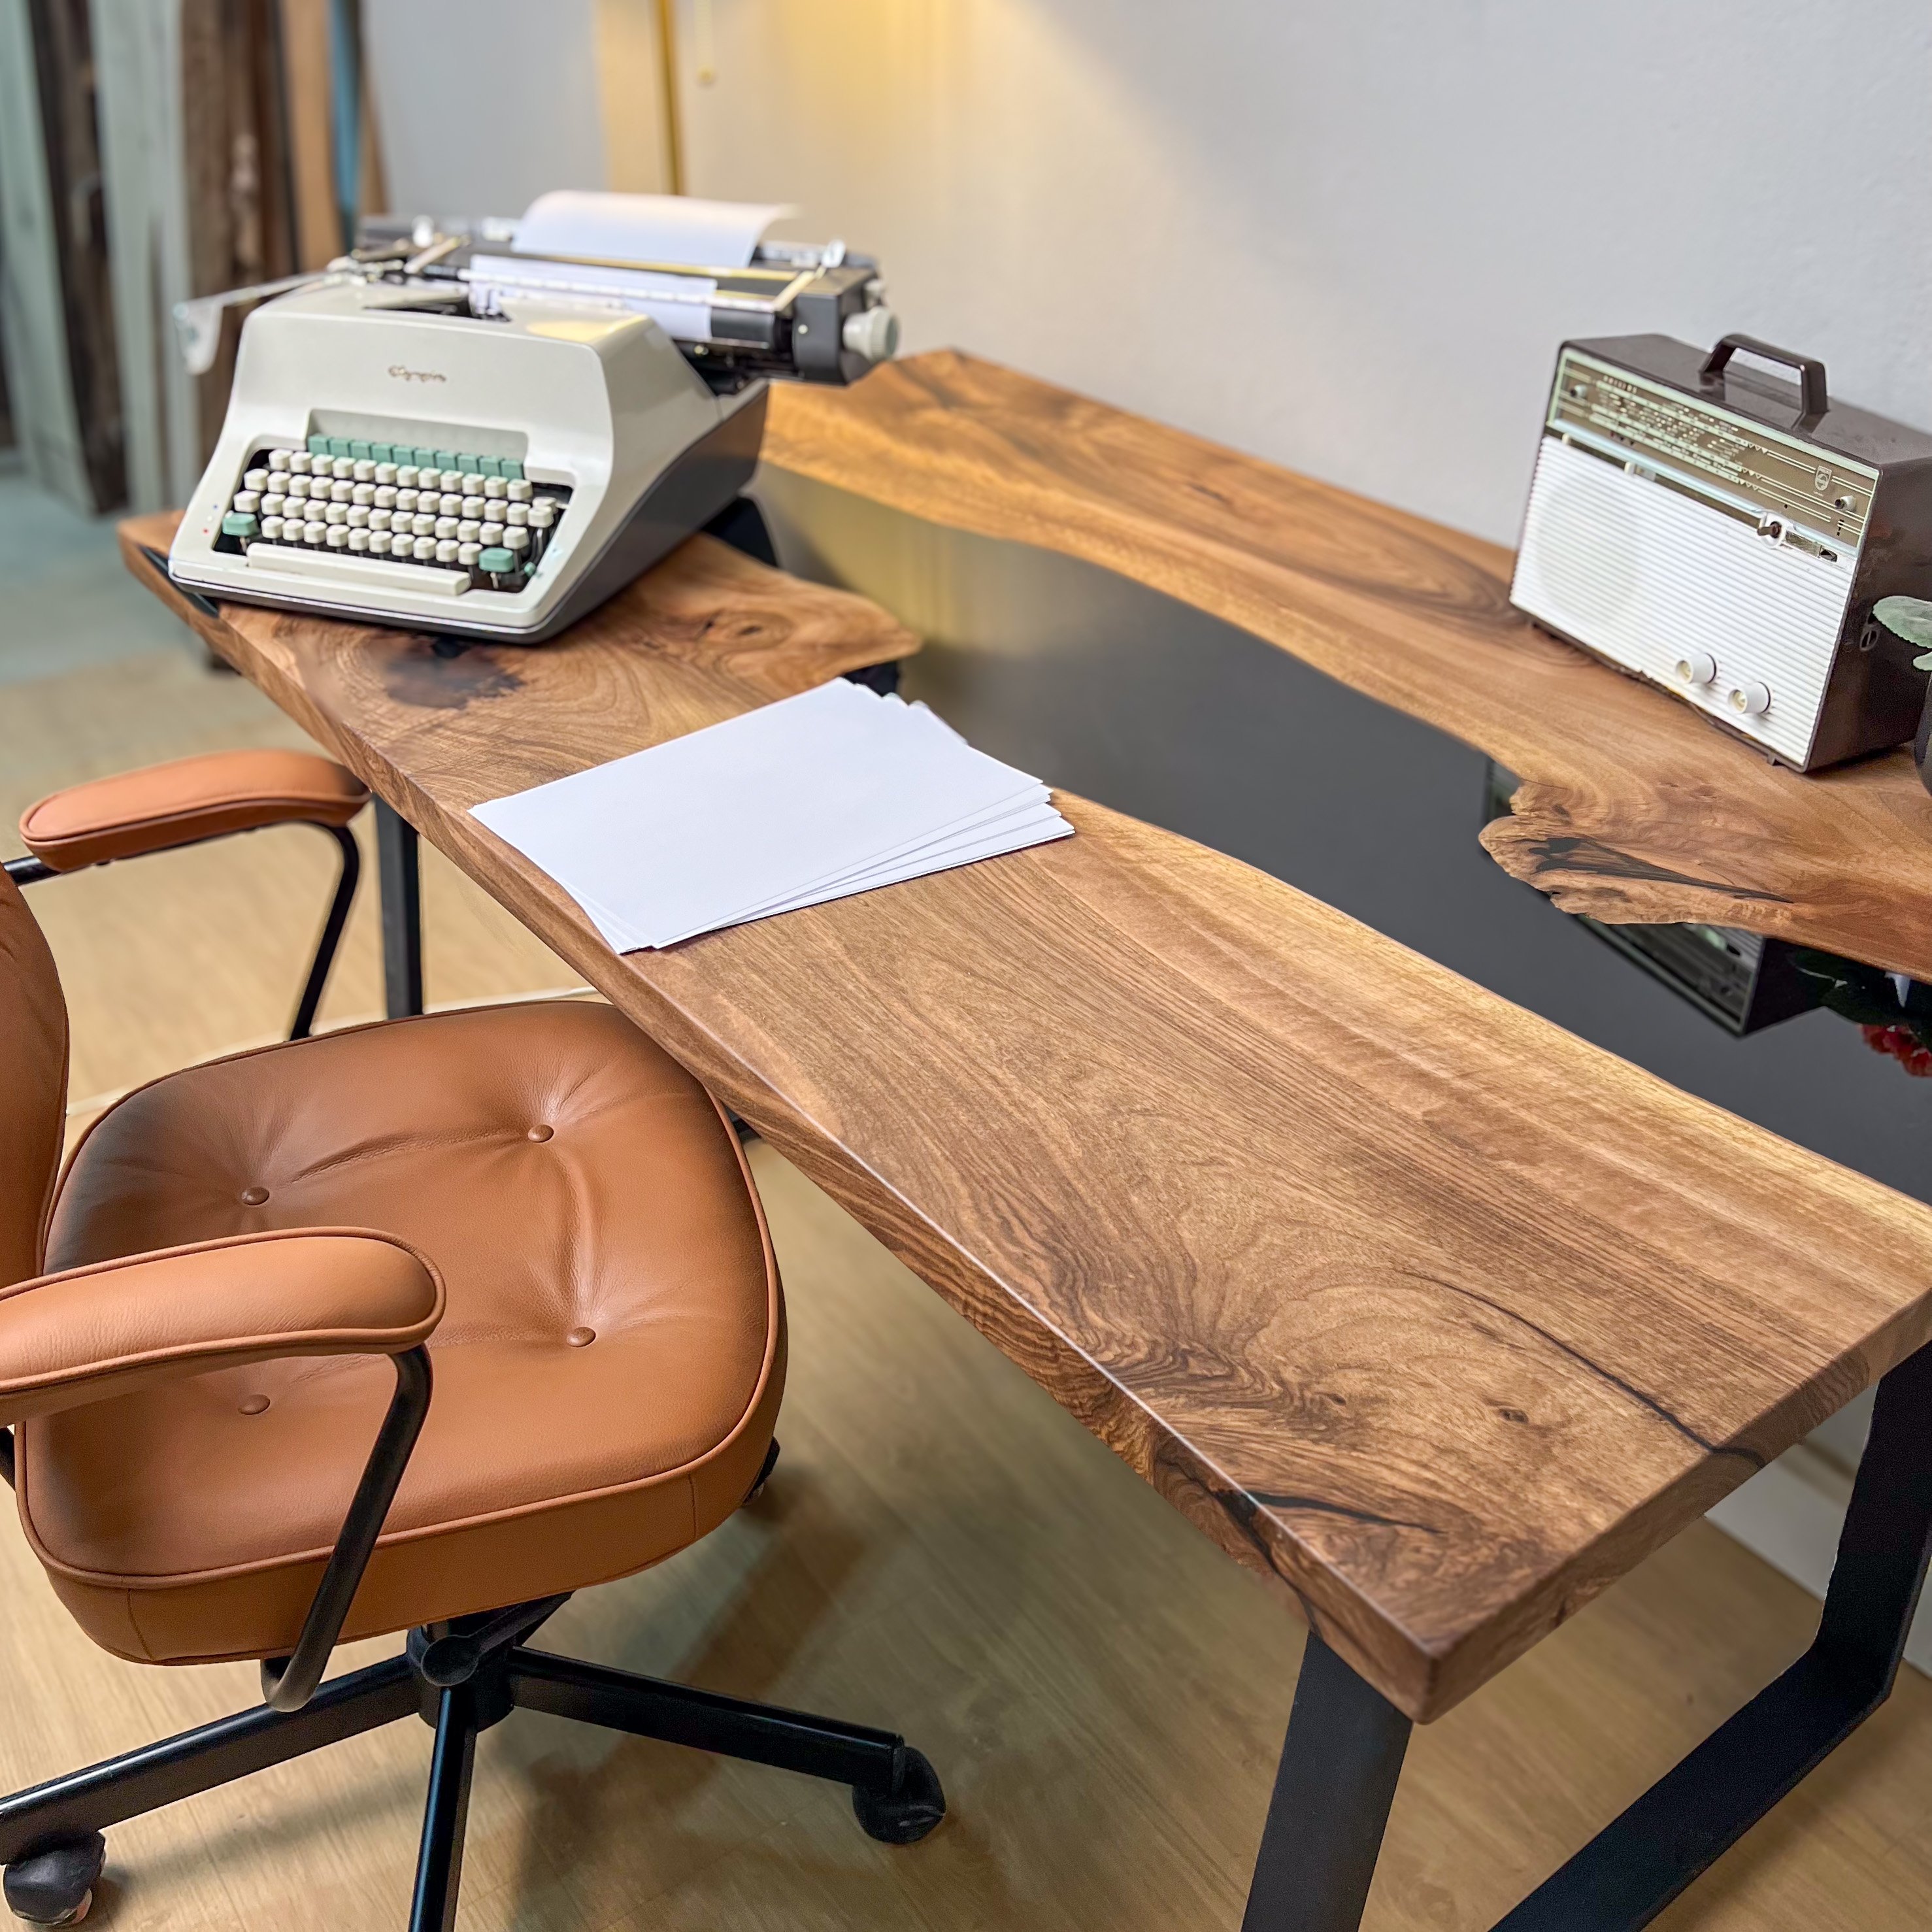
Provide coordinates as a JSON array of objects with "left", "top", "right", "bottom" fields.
[{"left": 756, "top": 467, "right": 1932, "bottom": 1209}]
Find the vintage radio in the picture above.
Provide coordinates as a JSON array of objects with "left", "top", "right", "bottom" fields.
[{"left": 1510, "top": 333, "right": 1932, "bottom": 770}]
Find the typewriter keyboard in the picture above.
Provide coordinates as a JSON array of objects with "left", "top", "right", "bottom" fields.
[{"left": 216, "top": 435, "right": 569, "bottom": 593}]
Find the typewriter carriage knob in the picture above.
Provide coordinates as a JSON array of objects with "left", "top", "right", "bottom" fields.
[{"left": 842, "top": 305, "right": 901, "bottom": 365}]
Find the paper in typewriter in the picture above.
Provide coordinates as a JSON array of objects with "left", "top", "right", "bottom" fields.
[
  {"left": 471, "top": 191, "right": 796, "bottom": 341},
  {"left": 514, "top": 191, "right": 795, "bottom": 268},
  {"left": 470, "top": 678, "right": 1074, "bottom": 952}
]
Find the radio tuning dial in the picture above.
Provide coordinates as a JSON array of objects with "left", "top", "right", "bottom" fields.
[
  {"left": 1674, "top": 653, "right": 1718, "bottom": 686},
  {"left": 1727, "top": 682, "right": 1772, "bottom": 716}
]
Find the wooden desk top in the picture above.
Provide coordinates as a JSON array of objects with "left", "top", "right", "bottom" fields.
[
  {"left": 765, "top": 352, "right": 1932, "bottom": 984},
  {"left": 120, "top": 509, "right": 1932, "bottom": 1724}
]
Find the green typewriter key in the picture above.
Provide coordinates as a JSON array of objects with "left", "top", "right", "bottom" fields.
[
  {"left": 307, "top": 433, "right": 329, "bottom": 456},
  {"left": 476, "top": 457, "right": 501, "bottom": 479},
  {"left": 325, "top": 437, "right": 350, "bottom": 458},
  {"left": 222, "top": 512, "right": 259, "bottom": 539},
  {"left": 370, "top": 442, "right": 393, "bottom": 465},
  {"left": 478, "top": 546, "right": 514, "bottom": 577},
  {"left": 499, "top": 459, "right": 524, "bottom": 481},
  {"left": 433, "top": 450, "right": 458, "bottom": 472},
  {"left": 350, "top": 440, "right": 372, "bottom": 461}
]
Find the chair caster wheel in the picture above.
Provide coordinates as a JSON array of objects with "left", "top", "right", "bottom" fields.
[
  {"left": 852, "top": 1746, "right": 946, "bottom": 1844},
  {"left": 742, "top": 1437, "right": 780, "bottom": 1506},
  {"left": 4, "top": 1833, "right": 105, "bottom": 1925}
]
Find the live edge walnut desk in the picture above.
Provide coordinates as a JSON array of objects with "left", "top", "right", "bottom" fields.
[{"left": 121, "top": 358, "right": 1932, "bottom": 1932}]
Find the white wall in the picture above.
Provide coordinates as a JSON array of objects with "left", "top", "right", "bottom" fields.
[
  {"left": 366, "top": 0, "right": 673, "bottom": 220},
  {"left": 678, "top": 0, "right": 1932, "bottom": 546},
  {"left": 368, "top": 0, "right": 608, "bottom": 216}
]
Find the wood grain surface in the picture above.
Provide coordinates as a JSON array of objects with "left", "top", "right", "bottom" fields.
[
  {"left": 764, "top": 352, "right": 1932, "bottom": 983},
  {"left": 11, "top": 647, "right": 1932, "bottom": 1932},
  {"left": 121, "top": 510, "right": 1932, "bottom": 1723}
]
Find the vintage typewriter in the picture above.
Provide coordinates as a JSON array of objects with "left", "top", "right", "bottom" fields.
[
  {"left": 168, "top": 197, "right": 899, "bottom": 643},
  {"left": 1510, "top": 333, "right": 1932, "bottom": 770}
]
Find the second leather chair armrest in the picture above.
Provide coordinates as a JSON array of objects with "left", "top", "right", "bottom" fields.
[
  {"left": 18, "top": 750, "right": 369, "bottom": 874},
  {"left": 0, "top": 1227, "right": 442, "bottom": 1425}
]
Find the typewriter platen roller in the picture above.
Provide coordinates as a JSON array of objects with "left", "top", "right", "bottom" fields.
[{"left": 169, "top": 197, "right": 902, "bottom": 644}]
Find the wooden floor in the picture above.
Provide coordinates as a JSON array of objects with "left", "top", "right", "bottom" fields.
[{"left": 4, "top": 650, "right": 1932, "bottom": 1930}]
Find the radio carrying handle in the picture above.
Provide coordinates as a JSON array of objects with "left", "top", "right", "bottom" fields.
[{"left": 1700, "top": 333, "right": 1828, "bottom": 422}]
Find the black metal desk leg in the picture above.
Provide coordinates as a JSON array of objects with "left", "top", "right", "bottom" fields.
[
  {"left": 1491, "top": 1334, "right": 1932, "bottom": 1930},
  {"left": 1242, "top": 1633, "right": 1412, "bottom": 1932},
  {"left": 375, "top": 799, "right": 424, "bottom": 1018}
]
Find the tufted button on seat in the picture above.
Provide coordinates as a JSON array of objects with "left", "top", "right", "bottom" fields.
[{"left": 21, "top": 1001, "right": 782, "bottom": 1666}]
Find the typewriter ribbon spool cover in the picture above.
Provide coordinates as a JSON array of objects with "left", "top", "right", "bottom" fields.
[{"left": 1510, "top": 333, "right": 1932, "bottom": 771}]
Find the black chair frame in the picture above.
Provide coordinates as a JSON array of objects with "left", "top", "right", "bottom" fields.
[
  {"left": 7, "top": 816, "right": 361, "bottom": 1044},
  {"left": 0, "top": 1361, "right": 941, "bottom": 1928}
]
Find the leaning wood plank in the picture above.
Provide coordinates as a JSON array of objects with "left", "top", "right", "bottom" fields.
[
  {"left": 0, "top": 0, "right": 92, "bottom": 509},
  {"left": 765, "top": 352, "right": 1932, "bottom": 983},
  {"left": 120, "top": 512, "right": 1932, "bottom": 1723}
]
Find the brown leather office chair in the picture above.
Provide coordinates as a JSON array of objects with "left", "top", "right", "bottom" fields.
[{"left": 0, "top": 755, "right": 942, "bottom": 1929}]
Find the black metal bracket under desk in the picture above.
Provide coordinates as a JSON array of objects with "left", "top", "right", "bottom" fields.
[
  {"left": 375, "top": 799, "right": 424, "bottom": 1019},
  {"left": 1241, "top": 1335, "right": 1932, "bottom": 1932}
]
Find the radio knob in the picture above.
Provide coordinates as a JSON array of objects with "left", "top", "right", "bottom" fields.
[
  {"left": 1727, "top": 682, "right": 1772, "bottom": 716},
  {"left": 1675, "top": 653, "right": 1718, "bottom": 686}
]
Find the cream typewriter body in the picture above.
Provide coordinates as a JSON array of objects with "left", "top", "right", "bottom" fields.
[
  {"left": 169, "top": 195, "right": 898, "bottom": 642},
  {"left": 171, "top": 280, "right": 759, "bottom": 642}
]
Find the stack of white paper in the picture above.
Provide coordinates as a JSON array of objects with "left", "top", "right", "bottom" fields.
[{"left": 471, "top": 679, "right": 1074, "bottom": 952}]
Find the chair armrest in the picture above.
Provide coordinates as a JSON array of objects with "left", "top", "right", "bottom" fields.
[
  {"left": 0, "top": 1227, "right": 442, "bottom": 1425},
  {"left": 18, "top": 750, "right": 368, "bottom": 873}
]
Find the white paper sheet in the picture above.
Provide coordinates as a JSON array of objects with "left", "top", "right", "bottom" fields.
[
  {"left": 467, "top": 255, "right": 718, "bottom": 340},
  {"left": 478, "top": 680, "right": 1045, "bottom": 943},
  {"left": 738, "top": 808, "right": 1074, "bottom": 925},
  {"left": 513, "top": 191, "right": 794, "bottom": 269},
  {"left": 568, "top": 803, "right": 1074, "bottom": 953},
  {"left": 471, "top": 680, "right": 1074, "bottom": 952},
  {"left": 716, "top": 788, "right": 1055, "bottom": 924}
]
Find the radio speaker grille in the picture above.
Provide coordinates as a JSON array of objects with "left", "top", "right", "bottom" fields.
[{"left": 1512, "top": 436, "right": 1853, "bottom": 767}]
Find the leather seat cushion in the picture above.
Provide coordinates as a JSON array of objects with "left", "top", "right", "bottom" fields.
[{"left": 20, "top": 1002, "right": 782, "bottom": 1665}]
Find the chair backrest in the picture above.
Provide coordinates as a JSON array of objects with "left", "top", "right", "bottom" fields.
[{"left": 0, "top": 872, "right": 69, "bottom": 1288}]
